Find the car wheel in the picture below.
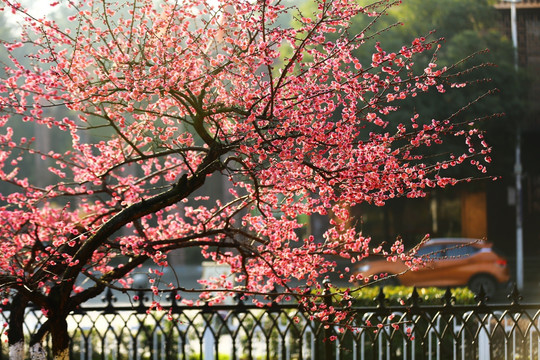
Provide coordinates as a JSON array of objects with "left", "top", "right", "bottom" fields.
[{"left": 468, "top": 275, "right": 498, "bottom": 297}]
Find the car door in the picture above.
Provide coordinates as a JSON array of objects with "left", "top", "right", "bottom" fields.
[
  {"left": 407, "top": 244, "right": 448, "bottom": 286},
  {"left": 413, "top": 244, "right": 478, "bottom": 287},
  {"left": 441, "top": 245, "right": 481, "bottom": 285}
]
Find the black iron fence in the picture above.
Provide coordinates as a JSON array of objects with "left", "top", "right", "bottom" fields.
[{"left": 1, "top": 286, "right": 540, "bottom": 359}]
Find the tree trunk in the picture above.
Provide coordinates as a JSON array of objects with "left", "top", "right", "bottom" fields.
[
  {"left": 8, "top": 294, "right": 28, "bottom": 360},
  {"left": 29, "top": 315, "right": 70, "bottom": 360},
  {"left": 9, "top": 341, "right": 24, "bottom": 360},
  {"left": 52, "top": 348, "right": 69, "bottom": 360},
  {"left": 30, "top": 343, "right": 47, "bottom": 360},
  {"left": 50, "top": 317, "right": 70, "bottom": 360}
]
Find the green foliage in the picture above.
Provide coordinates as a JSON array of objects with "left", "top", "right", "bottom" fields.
[
  {"left": 189, "top": 354, "right": 230, "bottom": 360},
  {"left": 294, "top": 0, "right": 529, "bottom": 243},
  {"left": 369, "top": 0, "right": 526, "bottom": 177},
  {"left": 340, "top": 286, "right": 476, "bottom": 306}
]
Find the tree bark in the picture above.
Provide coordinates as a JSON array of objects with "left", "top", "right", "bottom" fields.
[
  {"left": 30, "top": 343, "right": 47, "bottom": 360},
  {"left": 8, "top": 294, "right": 28, "bottom": 360},
  {"left": 9, "top": 341, "right": 24, "bottom": 360},
  {"left": 49, "top": 317, "right": 70, "bottom": 360},
  {"left": 29, "top": 310, "right": 70, "bottom": 360}
]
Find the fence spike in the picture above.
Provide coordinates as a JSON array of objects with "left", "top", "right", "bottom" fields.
[
  {"left": 508, "top": 282, "right": 523, "bottom": 306},
  {"left": 442, "top": 287, "right": 455, "bottom": 308},
  {"left": 406, "top": 287, "right": 423, "bottom": 316},
  {"left": 375, "top": 286, "right": 387, "bottom": 309},
  {"left": 474, "top": 285, "right": 488, "bottom": 306},
  {"left": 136, "top": 289, "right": 147, "bottom": 313},
  {"left": 167, "top": 290, "right": 181, "bottom": 313},
  {"left": 234, "top": 292, "right": 247, "bottom": 313},
  {"left": 201, "top": 300, "right": 212, "bottom": 313},
  {"left": 101, "top": 288, "right": 117, "bottom": 314},
  {"left": 409, "top": 287, "right": 421, "bottom": 306},
  {"left": 234, "top": 292, "right": 244, "bottom": 304},
  {"left": 264, "top": 286, "right": 281, "bottom": 312}
]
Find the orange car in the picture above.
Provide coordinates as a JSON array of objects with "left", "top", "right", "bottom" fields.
[{"left": 355, "top": 238, "right": 510, "bottom": 296}]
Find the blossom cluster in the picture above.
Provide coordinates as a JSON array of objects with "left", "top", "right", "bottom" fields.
[{"left": 0, "top": 0, "right": 491, "bottom": 330}]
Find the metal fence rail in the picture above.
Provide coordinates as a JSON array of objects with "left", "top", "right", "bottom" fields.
[{"left": 1, "top": 287, "right": 540, "bottom": 359}]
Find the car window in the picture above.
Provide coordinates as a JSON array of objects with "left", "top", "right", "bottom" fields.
[
  {"left": 445, "top": 245, "right": 480, "bottom": 258},
  {"left": 416, "top": 244, "right": 445, "bottom": 259}
]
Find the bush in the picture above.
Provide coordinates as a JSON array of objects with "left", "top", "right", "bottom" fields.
[{"left": 334, "top": 286, "right": 476, "bottom": 306}]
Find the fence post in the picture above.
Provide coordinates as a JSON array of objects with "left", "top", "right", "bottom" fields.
[
  {"left": 478, "top": 319, "right": 490, "bottom": 360},
  {"left": 201, "top": 304, "right": 216, "bottom": 360},
  {"left": 323, "top": 280, "right": 334, "bottom": 360},
  {"left": 475, "top": 286, "right": 490, "bottom": 360},
  {"left": 203, "top": 328, "right": 215, "bottom": 360}
]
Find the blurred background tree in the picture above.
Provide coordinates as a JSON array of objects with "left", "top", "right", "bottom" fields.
[{"left": 298, "top": 0, "right": 529, "bottom": 248}]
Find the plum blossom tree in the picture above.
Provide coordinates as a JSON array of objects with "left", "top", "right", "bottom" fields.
[{"left": 0, "top": 0, "right": 494, "bottom": 358}]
